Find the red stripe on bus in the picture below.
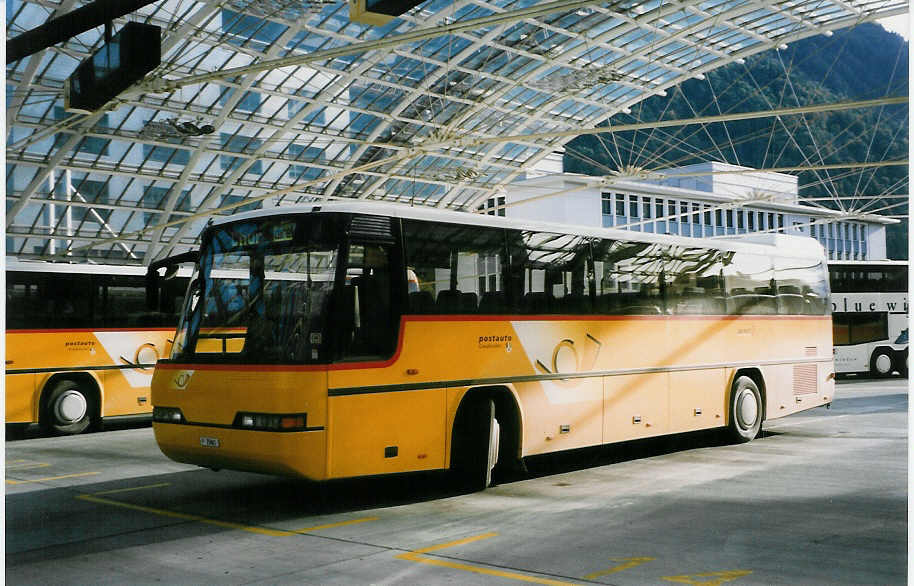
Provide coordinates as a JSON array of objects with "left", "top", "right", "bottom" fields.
[{"left": 6, "top": 327, "right": 176, "bottom": 334}]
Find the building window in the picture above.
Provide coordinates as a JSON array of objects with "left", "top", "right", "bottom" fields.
[
  {"left": 747, "top": 211, "right": 755, "bottom": 231},
  {"left": 601, "top": 193, "right": 612, "bottom": 216}
]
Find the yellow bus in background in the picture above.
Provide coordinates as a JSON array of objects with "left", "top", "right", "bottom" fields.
[
  {"left": 150, "top": 202, "right": 834, "bottom": 489},
  {"left": 6, "top": 261, "right": 187, "bottom": 435}
]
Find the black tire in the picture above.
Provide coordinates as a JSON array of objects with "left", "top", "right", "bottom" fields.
[
  {"left": 870, "top": 349, "right": 894, "bottom": 377},
  {"left": 41, "top": 379, "right": 95, "bottom": 435},
  {"left": 900, "top": 351, "right": 908, "bottom": 378},
  {"left": 727, "top": 376, "right": 763, "bottom": 443},
  {"left": 452, "top": 398, "right": 500, "bottom": 491}
]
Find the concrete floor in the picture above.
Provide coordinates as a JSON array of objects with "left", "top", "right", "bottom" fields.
[{"left": 6, "top": 378, "right": 907, "bottom": 585}]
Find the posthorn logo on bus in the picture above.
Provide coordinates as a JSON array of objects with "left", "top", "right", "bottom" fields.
[{"left": 171, "top": 370, "right": 195, "bottom": 390}]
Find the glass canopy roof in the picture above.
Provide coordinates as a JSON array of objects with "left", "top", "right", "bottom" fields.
[{"left": 6, "top": 0, "right": 907, "bottom": 263}]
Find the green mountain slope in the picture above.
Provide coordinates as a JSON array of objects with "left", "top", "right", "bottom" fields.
[{"left": 565, "top": 23, "right": 909, "bottom": 259}]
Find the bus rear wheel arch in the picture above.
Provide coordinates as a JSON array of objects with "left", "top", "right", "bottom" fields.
[
  {"left": 450, "top": 387, "right": 522, "bottom": 490},
  {"left": 40, "top": 376, "right": 100, "bottom": 436},
  {"left": 727, "top": 371, "right": 765, "bottom": 443}
]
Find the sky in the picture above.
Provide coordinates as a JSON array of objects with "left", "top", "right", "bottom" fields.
[{"left": 877, "top": 14, "right": 910, "bottom": 40}]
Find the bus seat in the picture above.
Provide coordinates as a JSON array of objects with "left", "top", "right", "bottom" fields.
[
  {"left": 561, "top": 293, "right": 592, "bottom": 314},
  {"left": 478, "top": 291, "right": 506, "bottom": 314},
  {"left": 436, "top": 289, "right": 462, "bottom": 313},
  {"left": 408, "top": 290, "right": 435, "bottom": 314},
  {"left": 523, "top": 292, "right": 551, "bottom": 314},
  {"left": 459, "top": 292, "right": 479, "bottom": 313}
]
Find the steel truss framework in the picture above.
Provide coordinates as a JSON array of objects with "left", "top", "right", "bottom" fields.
[{"left": 5, "top": 0, "right": 907, "bottom": 263}]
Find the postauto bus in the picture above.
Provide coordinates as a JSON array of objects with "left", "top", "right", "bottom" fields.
[{"left": 148, "top": 202, "right": 834, "bottom": 489}]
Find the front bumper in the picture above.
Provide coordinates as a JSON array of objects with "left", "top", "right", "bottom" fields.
[{"left": 153, "top": 422, "right": 327, "bottom": 480}]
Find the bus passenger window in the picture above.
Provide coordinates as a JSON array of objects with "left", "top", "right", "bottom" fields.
[
  {"left": 592, "top": 239, "right": 664, "bottom": 315},
  {"left": 722, "top": 252, "right": 776, "bottom": 315},
  {"left": 403, "top": 220, "right": 507, "bottom": 315},
  {"left": 506, "top": 230, "right": 591, "bottom": 314}
]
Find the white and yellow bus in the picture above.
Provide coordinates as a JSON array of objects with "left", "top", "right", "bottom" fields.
[
  {"left": 6, "top": 261, "right": 187, "bottom": 435},
  {"left": 150, "top": 202, "right": 834, "bottom": 489},
  {"left": 829, "top": 261, "right": 908, "bottom": 377}
]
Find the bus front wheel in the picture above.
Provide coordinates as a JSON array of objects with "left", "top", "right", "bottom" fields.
[
  {"left": 42, "top": 379, "right": 95, "bottom": 435},
  {"left": 870, "top": 350, "right": 894, "bottom": 377},
  {"left": 452, "top": 398, "right": 500, "bottom": 491},
  {"left": 727, "top": 376, "right": 762, "bottom": 443}
]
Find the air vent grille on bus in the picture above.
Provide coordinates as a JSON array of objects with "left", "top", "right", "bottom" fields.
[
  {"left": 804, "top": 346, "right": 817, "bottom": 357},
  {"left": 350, "top": 215, "right": 394, "bottom": 242},
  {"left": 793, "top": 363, "right": 818, "bottom": 395}
]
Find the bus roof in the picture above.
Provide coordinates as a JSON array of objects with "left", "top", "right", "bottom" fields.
[
  {"left": 5, "top": 259, "right": 150, "bottom": 275},
  {"left": 212, "top": 200, "right": 828, "bottom": 261},
  {"left": 5, "top": 259, "right": 194, "bottom": 277}
]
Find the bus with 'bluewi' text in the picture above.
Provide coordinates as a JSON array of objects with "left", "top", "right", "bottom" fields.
[
  {"left": 5, "top": 261, "right": 187, "bottom": 435},
  {"left": 828, "top": 261, "right": 908, "bottom": 377},
  {"left": 148, "top": 202, "right": 835, "bottom": 489}
]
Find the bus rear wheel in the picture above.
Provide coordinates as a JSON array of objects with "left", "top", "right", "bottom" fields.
[
  {"left": 727, "top": 376, "right": 762, "bottom": 443},
  {"left": 452, "top": 398, "right": 500, "bottom": 491},
  {"left": 42, "top": 379, "right": 95, "bottom": 435}
]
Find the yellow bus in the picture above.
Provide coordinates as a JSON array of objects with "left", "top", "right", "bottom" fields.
[
  {"left": 150, "top": 202, "right": 834, "bottom": 489},
  {"left": 6, "top": 261, "right": 187, "bottom": 435}
]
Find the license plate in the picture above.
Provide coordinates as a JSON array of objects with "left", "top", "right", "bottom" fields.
[{"left": 199, "top": 436, "right": 220, "bottom": 448}]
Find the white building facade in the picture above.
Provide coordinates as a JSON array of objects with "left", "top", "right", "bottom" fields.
[{"left": 495, "top": 161, "right": 893, "bottom": 261}]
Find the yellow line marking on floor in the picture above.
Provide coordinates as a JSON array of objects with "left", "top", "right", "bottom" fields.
[
  {"left": 91, "top": 483, "right": 172, "bottom": 496},
  {"left": 76, "top": 493, "right": 295, "bottom": 536},
  {"left": 584, "top": 557, "right": 656, "bottom": 579},
  {"left": 662, "top": 569, "right": 753, "bottom": 585},
  {"left": 76, "top": 493, "right": 377, "bottom": 538},
  {"left": 7, "top": 471, "right": 100, "bottom": 485},
  {"left": 410, "top": 532, "right": 497, "bottom": 554},
  {"left": 6, "top": 462, "right": 51, "bottom": 471},
  {"left": 396, "top": 533, "right": 578, "bottom": 585},
  {"left": 294, "top": 517, "right": 379, "bottom": 533}
]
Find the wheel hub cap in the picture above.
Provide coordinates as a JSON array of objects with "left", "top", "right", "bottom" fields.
[
  {"left": 738, "top": 391, "right": 758, "bottom": 429},
  {"left": 875, "top": 354, "right": 892, "bottom": 374},
  {"left": 55, "top": 390, "right": 87, "bottom": 423}
]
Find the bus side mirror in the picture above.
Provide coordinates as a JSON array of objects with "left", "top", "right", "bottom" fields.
[
  {"left": 146, "top": 250, "right": 200, "bottom": 311},
  {"left": 146, "top": 267, "right": 162, "bottom": 311}
]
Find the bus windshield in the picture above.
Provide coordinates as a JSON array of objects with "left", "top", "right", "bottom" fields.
[{"left": 172, "top": 215, "right": 342, "bottom": 363}]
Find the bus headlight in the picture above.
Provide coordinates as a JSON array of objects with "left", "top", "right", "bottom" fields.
[
  {"left": 153, "top": 406, "right": 185, "bottom": 423},
  {"left": 233, "top": 412, "right": 307, "bottom": 431}
]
